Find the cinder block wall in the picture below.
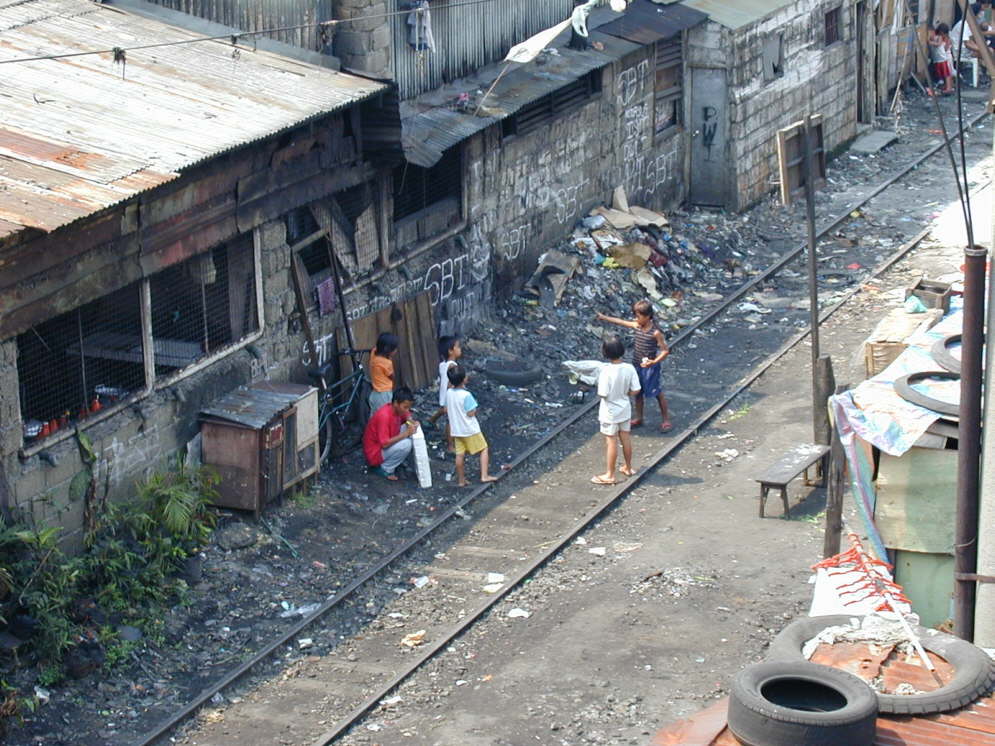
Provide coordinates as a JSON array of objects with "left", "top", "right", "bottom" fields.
[
  {"left": 463, "top": 49, "right": 689, "bottom": 288},
  {"left": 688, "top": 1, "right": 858, "bottom": 211}
]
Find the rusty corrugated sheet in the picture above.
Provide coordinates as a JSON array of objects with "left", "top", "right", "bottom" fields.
[
  {"left": 200, "top": 387, "right": 300, "bottom": 429},
  {"left": 400, "top": 30, "right": 641, "bottom": 168},
  {"left": 0, "top": 0, "right": 386, "bottom": 238}
]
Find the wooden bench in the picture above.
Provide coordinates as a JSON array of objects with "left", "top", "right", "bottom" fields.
[{"left": 755, "top": 443, "right": 831, "bottom": 518}]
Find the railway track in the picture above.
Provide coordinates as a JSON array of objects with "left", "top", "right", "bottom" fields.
[{"left": 138, "top": 105, "right": 991, "bottom": 746}]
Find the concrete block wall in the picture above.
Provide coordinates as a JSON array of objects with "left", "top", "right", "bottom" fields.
[
  {"left": 333, "top": 0, "right": 390, "bottom": 75},
  {"left": 727, "top": 1, "right": 857, "bottom": 210},
  {"left": 463, "top": 49, "right": 688, "bottom": 287}
]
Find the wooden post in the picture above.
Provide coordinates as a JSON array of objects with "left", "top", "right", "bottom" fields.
[
  {"left": 289, "top": 252, "right": 320, "bottom": 376},
  {"left": 814, "top": 355, "right": 836, "bottom": 446},
  {"left": 823, "top": 383, "right": 849, "bottom": 559}
]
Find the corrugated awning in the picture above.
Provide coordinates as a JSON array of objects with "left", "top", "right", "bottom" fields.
[
  {"left": 200, "top": 387, "right": 302, "bottom": 429},
  {"left": 597, "top": 0, "right": 707, "bottom": 44},
  {"left": 400, "top": 29, "right": 640, "bottom": 168}
]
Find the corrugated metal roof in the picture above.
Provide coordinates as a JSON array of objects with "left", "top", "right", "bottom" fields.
[
  {"left": 0, "top": 0, "right": 386, "bottom": 240},
  {"left": 681, "top": 0, "right": 797, "bottom": 30},
  {"left": 200, "top": 386, "right": 302, "bottom": 429},
  {"left": 597, "top": 0, "right": 707, "bottom": 44},
  {"left": 400, "top": 30, "right": 641, "bottom": 168}
]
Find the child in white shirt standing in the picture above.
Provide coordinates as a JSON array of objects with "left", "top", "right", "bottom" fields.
[
  {"left": 445, "top": 364, "right": 497, "bottom": 486},
  {"left": 592, "top": 336, "right": 641, "bottom": 485},
  {"left": 426, "top": 336, "right": 460, "bottom": 452}
]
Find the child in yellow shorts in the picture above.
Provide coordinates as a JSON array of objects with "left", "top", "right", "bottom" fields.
[{"left": 444, "top": 364, "right": 497, "bottom": 487}]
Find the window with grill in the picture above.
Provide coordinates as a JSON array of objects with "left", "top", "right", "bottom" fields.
[
  {"left": 501, "top": 70, "right": 603, "bottom": 138},
  {"left": 393, "top": 147, "right": 462, "bottom": 221},
  {"left": 654, "top": 40, "right": 683, "bottom": 136},
  {"left": 149, "top": 239, "right": 258, "bottom": 376},
  {"left": 825, "top": 6, "right": 842, "bottom": 45},
  {"left": 17, "top": 282, "right": 146, "bottom": 445}
]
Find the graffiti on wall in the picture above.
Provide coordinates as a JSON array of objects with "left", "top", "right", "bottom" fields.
[{"left": 615, "top": 59, "right": 681, "bottom": 206}]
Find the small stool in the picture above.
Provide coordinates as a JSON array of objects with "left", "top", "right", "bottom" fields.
[{"left": 755, "top": 444, "right": 830, "bottom": 518}]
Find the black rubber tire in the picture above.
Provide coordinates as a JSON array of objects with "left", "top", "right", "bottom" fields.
[
  {"left": 930, "top": 333, "right": 961, "bottom": 374},
  {"left": 893, "top": 370, "right": 961, "bottom": 417},
  {"left": 482, "top": 358, "right": 544, "bottom": 387},
  {"left": 727, "top": 661, "right": 878, "bottom": 746},
  {"left": 767, "top": 614, "right": 995, "bottom": 715}
]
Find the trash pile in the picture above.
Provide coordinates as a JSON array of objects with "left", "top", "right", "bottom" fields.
[{"left": 522, "top": 186, "right": 718, "bottom": 313}]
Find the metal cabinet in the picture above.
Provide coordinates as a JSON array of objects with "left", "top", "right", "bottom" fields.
[{"left": 200, "top": 383, "right": 319, "bottom": 516}]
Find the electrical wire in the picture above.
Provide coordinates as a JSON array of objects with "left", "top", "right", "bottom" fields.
[{"left": 0, "top": 0, "right": 498, "bottom": 65}]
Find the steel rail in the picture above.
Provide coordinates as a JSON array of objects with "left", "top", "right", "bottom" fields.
[
  {"left": 311, "top": 219, "right": 945, "bottom": 745},
  {"left": 135, "top": 108, "right": 990, "bottom": 746}
]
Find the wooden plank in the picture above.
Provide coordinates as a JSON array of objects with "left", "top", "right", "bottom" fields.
[
  {"left": 236, "top": 165, "right": 373, "bottom": 235},
  {"left": 756, "top": 444, "right": 829, "bottom": 485},
  {"left": 290, "top": 253, "right": 320, "bottom": 383},
  {"left": 0, "top": 211, "right": 122, "bottom": 289},
  {"left": 414, "top": 291, "right": 438, "bottom": 386}
]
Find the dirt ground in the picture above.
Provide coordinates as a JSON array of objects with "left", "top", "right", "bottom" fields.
[{"left": 5, "top": 91, "right": 991, "bottom": 745}]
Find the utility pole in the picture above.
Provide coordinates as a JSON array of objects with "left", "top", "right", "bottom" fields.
[{"left": 802, "top": 115, "right": 822, "bottom": 442}]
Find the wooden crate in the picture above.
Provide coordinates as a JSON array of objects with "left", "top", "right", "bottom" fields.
[{"left": 863, "top": 307, "right": 943, "bottom": 378}]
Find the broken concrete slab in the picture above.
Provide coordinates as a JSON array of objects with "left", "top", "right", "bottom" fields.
[{"left": 850, "top": 130, "right": 898, "bottom": 154}]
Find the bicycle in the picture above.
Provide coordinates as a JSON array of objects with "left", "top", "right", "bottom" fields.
[{"left": 308, "top": 348, "right": 371, "bottom": 465}]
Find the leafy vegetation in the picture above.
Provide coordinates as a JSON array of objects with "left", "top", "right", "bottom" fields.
[{"left": 0, "top": 460, "right": 218, "bottom": 730}]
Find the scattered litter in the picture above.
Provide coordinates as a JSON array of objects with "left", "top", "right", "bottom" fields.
[
  {"left": 297, "top": 638, "right": 313, "bottom": 649},
  {"left": 715, "top": 448, "right": 740, "bottom": 462},
  {"left": 612, "top": 541, "right": 643, "bottom": 553},
  {"left": 575, "top": 536, "right": 588, "bottom": 545},
  {"left": 387, "top": 612, "right": 408, "bottom": 619},
  {"left": 34, "top": 686, "right": 50, "bottom": 705},
  {"left": 486, "top": 572, "right": 506, "bottom": 584},
  {"left": 380, "top": 695, "right": 403, "bottom": 707},
  {"left": 482, "top": 583, "right": 504, "bottom": 593},
  {"left": 456, "top": 679, "right": 468, "bottom": 686},
  {"left": 737, "top": 302, "right": 771, "bottom": 315},
  {"left": 412, "top": 575, "right": 431, "bottom": 588},
  {"left": 588, "top": 547, "right": 607, "bottom": 557},
  {"left": 279, "top": 602, "right": 320, "bottom": 618},
  {"left": 400, "top": 630, "right": 426, "bottom": 648},
  {"left": 507, "top": 608, "right": 531, "bottom": 619},
  {"left": 366, "top": 723, "right": 383, "bottom": 732},
  {"left": 211, "top": 692, "right": 225, "bottom": 706}
]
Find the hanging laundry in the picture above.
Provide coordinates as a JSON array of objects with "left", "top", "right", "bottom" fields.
[{"left": 407, "top": 1, "right": 436, "bottom": 52}]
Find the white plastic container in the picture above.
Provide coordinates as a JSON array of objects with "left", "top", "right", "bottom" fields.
[{"left": 411, "top": 425, "right": 432, "bottom": 489}]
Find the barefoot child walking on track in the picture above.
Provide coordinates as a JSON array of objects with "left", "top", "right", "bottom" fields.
[{"left": 597, "top": 300, "right": 673, "bottom": 432}]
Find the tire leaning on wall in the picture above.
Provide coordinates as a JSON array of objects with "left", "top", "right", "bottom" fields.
[
  {"left": 727, "top": 661, "right": 878, "bottom": 746},
  {"left": 766, "top": 614, "right": 995, "bottom": 715}
]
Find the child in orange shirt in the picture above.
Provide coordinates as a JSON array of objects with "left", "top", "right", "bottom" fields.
[{"left": 368, "top": 333, "right": 398, "bottom": 415}]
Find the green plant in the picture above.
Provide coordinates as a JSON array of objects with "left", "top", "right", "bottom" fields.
[
  {"left": 135, "top": 461, "right": 218, "bottom": 549},
  {"left": 36, "top": 664, "right": 63, "bottom": 688}
]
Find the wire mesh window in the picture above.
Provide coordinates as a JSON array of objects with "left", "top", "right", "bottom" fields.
[
  {"left": 17, "top": 282, "right": 145, "bottom": 446},
  {"left": 149, "top": 238, "right": 258, "bottom": 377},
  {"left": 393, "top": 147, "right": 462, "bottom": 221},
  {"left": 502, "top": 70, "right": 603, "bottom": 138},
  {"left": 825, "top": 6, "right": 842, "bottom": 45},
  {"left": 655, "top": 40, "right": 683, "bottom": 135}
]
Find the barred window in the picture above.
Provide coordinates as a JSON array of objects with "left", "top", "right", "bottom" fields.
[
  {"left": 502, "top": 70, "right": 602, "bottom": 138},
  {"left": 655, "top": 39, "right": 683, "bottom": 136},
  {"left": 825, "top": 6, "right": 841, "bottom": 45},
  {"left": 393, "top": 147, "right": 462, "bottom": 221},
  {"left": 17, "top": 282, "right": 145, "bottom": 446},
  {"left": 149, "top": 239, "right": 258, "bottom": 376}
]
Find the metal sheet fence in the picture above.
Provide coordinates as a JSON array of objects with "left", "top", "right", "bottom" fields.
[
  {"left": 147, "top": 0, "right": 334, "bottom": 50},
  {"left": 391, "top": 0, "right": 573, "bottom": 100}
]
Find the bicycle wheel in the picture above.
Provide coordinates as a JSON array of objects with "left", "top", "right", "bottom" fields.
[{"left": 318, "top": 408, "right": 338, "bottom": 465}]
